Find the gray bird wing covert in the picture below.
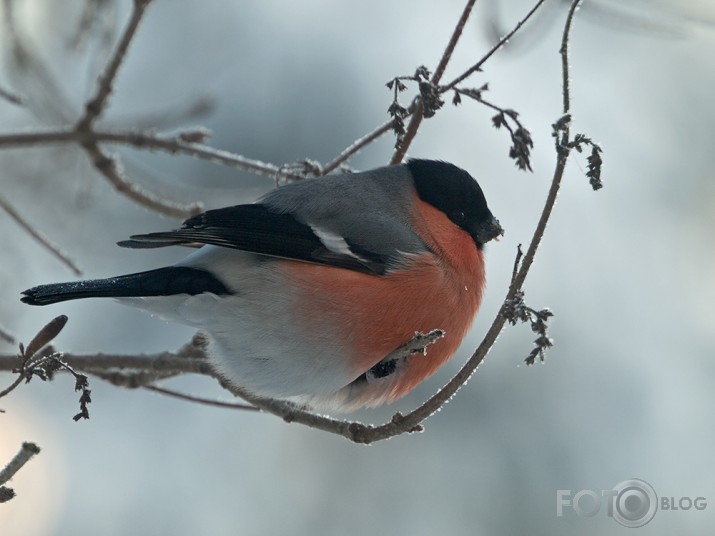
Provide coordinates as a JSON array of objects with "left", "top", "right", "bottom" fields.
[{"left": 119, "top": 167, "right": 428, "bottom": 276}]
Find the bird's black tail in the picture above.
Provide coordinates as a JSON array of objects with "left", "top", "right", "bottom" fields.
[{"left": 21, "top": 266, "right": 232, "bottom": 306}]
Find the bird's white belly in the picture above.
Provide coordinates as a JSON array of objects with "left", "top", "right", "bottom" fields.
[{"left": 119, "top": 247, "right": 356, "bottom": 398}]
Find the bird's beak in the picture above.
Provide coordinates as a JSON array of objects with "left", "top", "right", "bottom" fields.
[{"left": 477, "top": 214, "right": 504, "bottom": 244}]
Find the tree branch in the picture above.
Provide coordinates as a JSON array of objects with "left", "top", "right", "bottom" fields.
[
  {"left": 0, "top": 129, "right": 297, "bottom": 182},
  {"left": 0, "top": 352, "right": 213, "bottom": 376},
  {"left": 143, "top": 384, "right": 259, "bottom": 411},
  {"left": 80, "top": 140, "right": 202, "bottom": 218}
]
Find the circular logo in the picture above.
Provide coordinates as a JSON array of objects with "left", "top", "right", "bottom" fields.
[{"left": 612, "top": 479, "right": 658, "bottom": 528}]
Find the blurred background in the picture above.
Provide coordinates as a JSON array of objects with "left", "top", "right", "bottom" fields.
[{"left": 1, "top": 0, "right": 714, "bottom": 534}]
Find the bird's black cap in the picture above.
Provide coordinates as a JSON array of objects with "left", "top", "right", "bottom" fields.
[{"left": 407, "top": 159, "right": 502, "bottom": 248}]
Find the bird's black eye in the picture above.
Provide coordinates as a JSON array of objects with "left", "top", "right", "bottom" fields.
[{"left": 455, "top": 210, "right": 466, "bottom": 222}]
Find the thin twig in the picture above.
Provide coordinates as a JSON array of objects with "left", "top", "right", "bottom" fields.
[
  {"left": 432, "top": 0, "right": 478, "bottom": 84},
  {"left": 77, "top": 0, "right": 154, "bottom": 128},
  {"left": 559, "top": 0, "right": 578, "bottom": 119},
  {"left": 384, "top": 329, "right": 444, "bottom": 360},
  {"left": 511, "top": 244, "right": 524, "bottom": 285},
  {"left": 390, "top": 0, "right": 478, "bottom": 164},
  {"left": 144, "top": 384, "right": 259, "bottom": 411},
  {"left": 322, "top": 120, "right": 394, "bottom": 175},
  {"left": 0, "top": 194, "right": 82, "bottom": 275},
  {"left": 442, "top": 0, "right": 547, "bottom": 92},
  {"left": 0, "top": 371, "right": 24, "bottom": 399}
]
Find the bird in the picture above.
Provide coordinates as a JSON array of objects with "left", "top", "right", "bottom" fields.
[{"left": 21, "top": 159, "right": 502, "bottom": 411}]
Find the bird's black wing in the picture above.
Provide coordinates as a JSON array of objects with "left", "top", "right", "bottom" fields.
[{"left": 118, "top": 203, "right": 388, "bottom": 275}]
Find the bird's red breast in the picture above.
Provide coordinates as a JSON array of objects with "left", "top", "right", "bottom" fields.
[{"left": 284, "top": 192, "right": 486, "bottom": 403}]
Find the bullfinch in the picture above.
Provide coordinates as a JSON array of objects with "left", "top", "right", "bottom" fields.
[{"left": 21, "top": 159, "right": 502, "bottom": 411}]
